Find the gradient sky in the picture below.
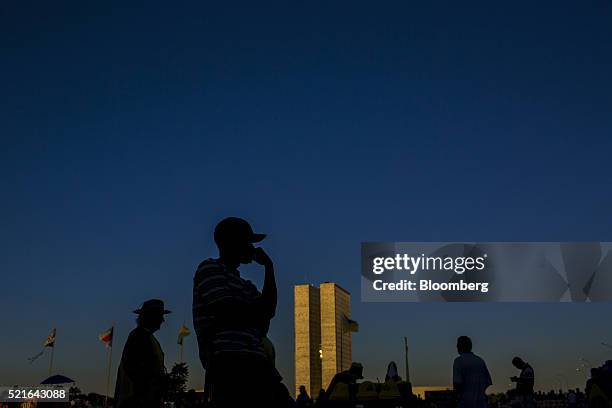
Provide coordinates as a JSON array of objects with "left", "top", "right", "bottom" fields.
[{"left": 1, "top": 0, "right": 612, "bottom": 395}]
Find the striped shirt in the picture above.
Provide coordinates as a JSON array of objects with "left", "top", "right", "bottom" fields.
[{"left": 192, "top": 258, "right": 266, "bottom": 368}]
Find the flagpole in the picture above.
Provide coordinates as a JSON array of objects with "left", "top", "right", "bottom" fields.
[
  {"left": 404, "top": 337, "right": 410, "bottom": 383},
  {"left": 178, "top": 322, "right": 190, "bottom": 364},
  {"left": 48, "top": 346, "right": 55, "bottom": 376},
  {"left": 104, "top": 338, "right": 113, "bottom": 408},
  {"left": 180, "top": 320, "right": 185, "bottom": 364}
]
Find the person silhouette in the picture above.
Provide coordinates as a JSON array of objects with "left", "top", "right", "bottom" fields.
[
  {"left": 314, "top": 388, "right": 328, "bottom": 408},
  {"left": 114, "top": 299, "right": 170, "bottom": 408},
  {"left": 511, "top": 357, "right": 535, "bottom": 408},
  {"left": 385, "top": 361, "right": 402, "bottom": 382},
  {"left": 325, "top": 362, "right": 364, "bottom": 402},
  {"left": 452, "top": 336, "right": 492, "bottom": 408},
  {"left": 192, "top": 217, "right": 293, "bottom": 407},
  {"left": 297, "top": 385, "right": 313, "bottom": 408}
]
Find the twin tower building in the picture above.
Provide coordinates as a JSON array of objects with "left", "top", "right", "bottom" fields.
[{"left": 294, "top": 282, "right": 356, "bottom": 398}]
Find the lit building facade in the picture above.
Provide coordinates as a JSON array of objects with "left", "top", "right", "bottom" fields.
[{"left": 294, "top": 282, "right": 353, "bottom": 398}]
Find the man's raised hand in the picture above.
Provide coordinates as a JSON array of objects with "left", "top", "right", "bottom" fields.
[{"left": 253, "top": 247, "right": 273, "bottom": 267}]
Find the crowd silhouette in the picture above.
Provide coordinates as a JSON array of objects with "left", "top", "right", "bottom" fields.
[{"left": 106, "top": 218, "right": 612, "bottom": 408}]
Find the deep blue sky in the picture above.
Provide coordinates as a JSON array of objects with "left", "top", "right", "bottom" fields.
[{"left": 1, "top": 0, "right": 612, "bottom": 395}]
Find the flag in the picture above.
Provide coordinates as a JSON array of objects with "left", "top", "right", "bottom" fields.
[
  {"left": 43, "top": 328, "right": 56, "bottom": 347},
  {"left": 344, "top": 316, "right": 359, "bottom": 333},
  {"left": 177, "top": 324, "right": 190, "bottom": 345},
  {"left": 28, "top": 349, "right": 45, "bottom": 363},
  {"left": 99, "top": 327, "right": 114, "bottom": 348},
  {"left": 29, "top": 328, "right": 55, "bottom": 363}
]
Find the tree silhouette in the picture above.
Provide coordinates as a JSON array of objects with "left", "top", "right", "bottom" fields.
[
  {"left": 68, "top": 386, "right": 81, "bottom": 400},
  {"left": 164, "top": 362, "right": 190, "bottom": 405}
]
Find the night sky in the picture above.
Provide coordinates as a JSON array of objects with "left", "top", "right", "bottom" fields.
[{"left": 1, "top": 0, "right": 612, "bottom": 395}]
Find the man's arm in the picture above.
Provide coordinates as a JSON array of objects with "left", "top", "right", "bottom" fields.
[
  {"left": 453, "top": 358, "right": 463, "bottom": 394},
  {"left": 515, "top": 369, "right": 534, "bottom": 384},
  {"left": 254, "top": 247, "right": 277, "bottom": 320}
]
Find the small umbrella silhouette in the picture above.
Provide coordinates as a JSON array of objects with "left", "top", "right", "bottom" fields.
[{"left": 40, "top": 374, "right": 75, "bottom": 384}]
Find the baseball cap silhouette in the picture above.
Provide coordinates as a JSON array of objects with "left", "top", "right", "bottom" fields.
[{"left": 214, "top": 217, "right": 266, "bottom": 246}]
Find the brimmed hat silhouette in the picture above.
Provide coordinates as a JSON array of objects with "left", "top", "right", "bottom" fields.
[{"left": 132, "top": 299, "right": 171, "bottom": 315}]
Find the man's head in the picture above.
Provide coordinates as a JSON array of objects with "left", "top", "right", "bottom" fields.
[
  {"left": 299, "top": 385, "right": 307, "bottom": 394},
  {"left": 214, "top": 217, "right": 266, "bottom": 265},
  {"left": 348, "top": 362, "right": 364, "bottom": 379},
  {"left": 512, "top": 357, "right": 526, "bottom": 369},
  {"left": 457, "top": 336, "right": 472, "bottom": 354},
  {"left": 134, "top": 299, "right": 171, "bottom": 332}
]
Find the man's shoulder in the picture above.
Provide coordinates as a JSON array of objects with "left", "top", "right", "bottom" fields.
[
  {"left": 455, "top": 352, "right": 487, "bottom": 365},
  {"left": 197, "top": 258, "right": 222, "bottom": 270},
  {"left": 194, "top": 258, "right": 224, "bottom": 278},
  {"left": 454, "top": 353, "right": 471, "bottom": 363},
  {"left": 125, "top": 327, "right": 152, "bottom": 346},
  {"left": 471, "top": 353, "right": 488, "bottom": 365}
]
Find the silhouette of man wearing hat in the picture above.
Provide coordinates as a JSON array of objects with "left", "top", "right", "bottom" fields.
[
  {"left": 192, "top": 217, "right": 293, "bottom": 407},
  {"left": 114, "top": 299, "right": 170, "bottom": 408}
]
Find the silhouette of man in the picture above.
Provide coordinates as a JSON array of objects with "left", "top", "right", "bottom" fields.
[
  {"left": 325, "top": 362, "right": 364, "bottom": 401},
  {"left": 453, "top": 336, "right": 492, "bottom": 408},
  {"left": 297, "top": 385, "right": 313, "bottom": 408},
  {"left": 114, "top": 299, "right": 170, "bottom": 408},
  {"left": 192, "top": 217, "right": 292, "bottom": 407},
  {"left": 566, "top": 389, "right": 577, "bottom": 408},
  {"left": 314, "top": 389, "right": 328, "bottom": 408},
  {"left": 511, "top": 357, "right": 535, "bottom": 408},
  {"left": 385, "top": 361, "right": 402, "bottom": 383}
]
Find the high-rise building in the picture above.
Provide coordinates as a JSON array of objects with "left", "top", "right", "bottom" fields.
[
  {"left": 294, "top": 284, "right": 322, "bottom": 398},
  {"left": 294, "top": 282, "right": 353, "bottom": 398},
  {"left": 320, "top": 282, "right": 352, "bottom": 393}
]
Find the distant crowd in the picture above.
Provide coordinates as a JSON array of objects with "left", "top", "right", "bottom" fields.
[{"left": 102, "top": 218, "right": 612, "bottom": 408}]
